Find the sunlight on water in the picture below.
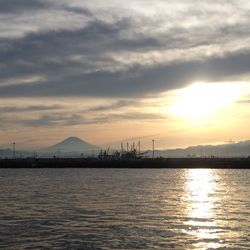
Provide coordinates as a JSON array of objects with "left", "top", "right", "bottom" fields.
[{"left": 184, "top": 169, "right": 221, "bottom": 250}]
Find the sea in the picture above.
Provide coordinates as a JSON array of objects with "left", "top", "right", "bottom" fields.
[{"left": 0, "top": 168, "right": 249, "bottom": 250}]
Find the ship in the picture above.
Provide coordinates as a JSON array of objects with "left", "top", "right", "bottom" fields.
[{"left": 98, "top": 141, "right": 149, "bottom": 160}]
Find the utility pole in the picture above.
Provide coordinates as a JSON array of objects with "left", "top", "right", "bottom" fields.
[
  {"left": 152, "top": 140, "right": 155, "bottom": 159},
  {"left": 13, "top": 142, "right": 16, "bottom": 159},
  {"left": 138, "top": 140, "right": 141, "bottom": 155},
  {"left": 121, "top": 142, "right": 124, "bottom": 153}
]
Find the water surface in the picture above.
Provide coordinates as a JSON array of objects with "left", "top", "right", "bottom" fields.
[{"left": 0, "top": 168, "right": 249, "bottom": 249}]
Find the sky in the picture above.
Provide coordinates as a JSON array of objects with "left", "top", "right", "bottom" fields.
[{"left": 1, "top": 0, "right": 250, "bottom": 150}]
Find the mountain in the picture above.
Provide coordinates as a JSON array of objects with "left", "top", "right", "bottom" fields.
[
  {"left": 41, "top": 136, "right": 99, "bottom": 153},
  {"left": 153, "top": 140, "right": 250, "bottom": 158}
]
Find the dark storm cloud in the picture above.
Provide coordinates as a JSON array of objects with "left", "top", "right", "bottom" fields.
[
  {"left": 1, "top": 1, "right": 250, "bottom": 99},
  {"left": 0, "top": 19, "right": 133, "bottom": 78},
  {"left": 0, "top": 0, "right": 47, "bottom": 13},
  {"left": 0, "top": 49, "right": 250, "bottom": 98},
  {"left": 0, "top": 0, "right": 92, "bottom": 14}
]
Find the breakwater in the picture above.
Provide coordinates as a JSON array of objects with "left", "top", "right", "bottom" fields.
[{"left": 0, "top": 157, "right": 250, "bottom": 168}]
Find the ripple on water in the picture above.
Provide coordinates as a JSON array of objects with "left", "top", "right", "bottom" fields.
[{"left": 0, "top": 168, "right": 249, "bottom": 249}]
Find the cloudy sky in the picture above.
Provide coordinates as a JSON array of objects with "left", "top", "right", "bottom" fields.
[{"left": 1, "top": 0, "right": 250, "bottom": 149}]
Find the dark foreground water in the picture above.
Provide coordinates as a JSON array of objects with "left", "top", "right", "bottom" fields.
[{"left": 0, "top": 168, "right": 249, "bottom": 250}]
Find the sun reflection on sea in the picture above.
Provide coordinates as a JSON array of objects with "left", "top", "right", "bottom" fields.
[{"left": 184, "top": 169, "right": 221, "bottom": 250}]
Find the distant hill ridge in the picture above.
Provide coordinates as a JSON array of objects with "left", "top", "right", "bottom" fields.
[{"left": 153, "top": 140, "right": 250, "bottom": 158}]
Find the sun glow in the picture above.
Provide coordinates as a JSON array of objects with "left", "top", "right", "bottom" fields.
[{"left": 168, "top": 82, "right": 248, "bottom": 120}]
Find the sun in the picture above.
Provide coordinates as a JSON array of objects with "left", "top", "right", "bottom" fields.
[{"left": 168, "top": 81, "right": 248, "bottom": 120}]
